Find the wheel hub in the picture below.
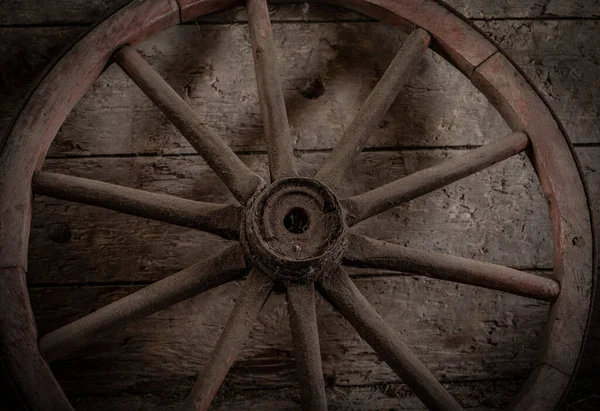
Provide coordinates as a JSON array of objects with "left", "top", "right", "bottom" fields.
[{"left": 242, "top": 178, "right": 347, "bottom": 283}]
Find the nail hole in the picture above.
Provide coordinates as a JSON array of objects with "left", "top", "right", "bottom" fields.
[
  {"left": 300, "top": 79, "right": 325, "bottom": 99},
  {"left": 283, "top": 208, "right": 310, "bottom": 234}
]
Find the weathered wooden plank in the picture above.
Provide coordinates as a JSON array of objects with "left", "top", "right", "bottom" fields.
[
  {"left": 29, "top": 150, "right": 555, "bottom": 284},
  {"left": 315, "top": 28, "right": 432, "bottom": 191},
  {"left": 318, "top": 268, "right": 464, "bottom": 411},
  {"left": 475, "top": 19, "right": 600, "bottom": 148},
  {"left": 30, "top": 274, "right": 550, "bottom": 395},
  {"left": 114, "top": 45, "right": 265, "bottom": 205},
  {"left": 46, "top": 22, "right": 504, "bottom": 156},
  {"left": 38, "top": 19, "right": 599, "bottom": 157},
  {"left": 29, "top": 374, "right": 600, "bottom": 411},
  {"left": 63, "top": 379, "right": 527, "bottom": 411},
  {"left": 473, "top": 50, "right": 594, "bottom": 383},
  {"left": 448, "top": 0, "right": 600, "bottom": 19},
  {"left": 1, "top": 0, "right": 599, "bottom": 25},
  {"left": 3, "top": 21, "right": 598, "bottom": 155}
]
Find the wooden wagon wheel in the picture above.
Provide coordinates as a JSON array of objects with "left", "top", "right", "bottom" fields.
[{"left": 0, "top": 0, "right": 595, "bottom": 410}]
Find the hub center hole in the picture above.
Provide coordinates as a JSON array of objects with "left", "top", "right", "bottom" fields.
[{"left": 283, "top": 208, "right": 310, "bottom": 234}]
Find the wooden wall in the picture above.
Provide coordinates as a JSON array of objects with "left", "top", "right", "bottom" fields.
[{"left": 0, "top": 1, "right": 598, "bottom": 409}]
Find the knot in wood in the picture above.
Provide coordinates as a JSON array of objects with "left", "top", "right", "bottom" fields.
[{"left": 241, "top": 177, "right": 347, "bottom": 283}]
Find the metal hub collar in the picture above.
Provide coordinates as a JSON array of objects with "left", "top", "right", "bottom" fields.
[{"left": 242, "top": 178, "right": 348, "bottom": 283}]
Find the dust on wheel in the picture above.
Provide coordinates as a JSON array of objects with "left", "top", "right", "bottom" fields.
[{"left": 0, "top": 0, "right": 595, "bottom": 410}]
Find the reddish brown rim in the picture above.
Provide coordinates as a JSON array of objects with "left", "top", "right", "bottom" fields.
[{"left": 0, "top": 0, "right": 595, "bottom": 410}]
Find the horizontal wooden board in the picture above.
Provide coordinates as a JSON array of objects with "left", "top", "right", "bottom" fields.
[
  {"left": 0, "top": 2, "right": 364, "bottom": 25},
  {"left": 28, "top": 149, "right": 556, "bottom": 284},
  {"left": 30, "top": 275, "right": 549, "bottom": 397},
  {"left": 475, "top": 19, "right": 600, "bottom": 149},
  {"left": 2, "top": 0, "right": 599, "bottom": 25},
  {"left": 33, "top": 19, "right": 597, "bottom": 158},
  {"left": 63, "top": 379, "right": 526, "bottom": 411},
  {"left": 66, "top": 375, "right": 600, "bottom": 411},
  {"left": 2, "top": 20, "right": 598, "bottom": 154},
  {"left": 43, "top": 22, "right": 507, "bottom": 157},
  {"left": 447, "top": 0, "right": 600, "bottom": 19}
]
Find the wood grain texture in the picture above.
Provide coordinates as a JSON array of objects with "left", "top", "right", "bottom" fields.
[
  {"left": 32, "top": 171, "right": 242, "bottom": 239},
  {"left": 449, "top": 0, "right": 600, "bottom": 18},
  {"left": 342, "top": 131, "right": 530, "bottom": 225},
  {"left": 246, "top": 0, "right": 298, "bottom": 180},
  {"left": 475, "top": 19, "right": 600, "bottom": 149},
  {"left": 287, "top": 283, "right": 327, "bottom": 411},
  {"left": 114, "top": 45, "right": 264, "bottom": 204},
  {"left": 28, "top": 150, "right": 558, "bottom": 284},
  {"left": 61, "top": 379, "right": 530, "bottom": 411},
  {"left": 318, "top": 267, "right": 464, "bottom": 410},
  {"left": 45, "top": 22, "right": 502, "bottom": 156},
  {"left": 316, "top": 28, "right": 430, "bottom": 191},
  {"left": 0, "top": 0, "right": 180, "bottom": 270},
  {"left": 472, "top": 51, "right": 595, "bottom": 398},
  {"left": 30, "top": 273, "right": 551, "bottom": 394},
  {"left": 344, "top": 234, "right": 560, "bottom": 301},
  {"left": 184, "top": 268, "right": 273, "bottom": 411},
  {"left": 39, "top": 244, "right": 248, "bottom": 362},
  {"left": 26, "top": 20, "right": 596, "bottom": 159},
  {"left": 2, "top": 0, "right": 599, "bottom": 25}
]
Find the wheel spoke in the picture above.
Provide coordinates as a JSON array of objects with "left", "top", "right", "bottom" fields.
[
  {"left": 32, "top": 171, "right": 242, "bottom": 239},
  {"left": 287, "top": 283, "right": 327, "bottom": 411},
  {"left": 183, "top": 267, "right": 273, "bottom": 411},
  {"left": 345, "top": 234, "right": 560, "bottom": 301},
  {"left": 114, "top": 46, "right": 264, "bottom": 204},
  {"left": 38, "top": 244, "right": 248, "bottom": 362},
  {"left": 315, "top": 28, "right": 430, "bottom": 191},
  {"left": 246, "top": 0, "right": 297, "bottom": 181},
  {"left": 342, "top": 131, "right": 530, "bottom": 226},
  {"left": 317, "top": 267, "right": 463, "bottom": 411}
]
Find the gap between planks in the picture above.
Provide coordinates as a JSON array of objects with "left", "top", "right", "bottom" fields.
[
  {"left": 27, "top": 268, "right": 554, "bottom": 289},
  {"left": 2, "top": 16, "right": 599, "bottom": 29},
  {"left": 42, "top": 143, "right": 598, "bottom": 161}
]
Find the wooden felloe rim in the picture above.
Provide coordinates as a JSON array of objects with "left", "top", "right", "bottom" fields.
[{"left": 0, "top": 0, "right": 595, "bottom": 410}]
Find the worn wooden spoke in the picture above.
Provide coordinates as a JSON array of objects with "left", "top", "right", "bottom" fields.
[
  {"left": 342, "top": 131, "right": 530, "bottom": 226},
  {"left": 318, "top": 267, "right": 463, "bottom": 411},
  {"left": 246, "top": 0, "right": 297, "bottom": 181},
  {"left": 315, "top": 28, "right": 431, "bottom": 191},
  {"left": 345, "top": 234, "right": 560, "bottom": 301},
  {"left": 319, "top": 267, "right": 465, "bottom": 411},
  {"left": 114, "top": 46, "right": 264, "bottom": 204},
  {"left": 287, "top": 283, "right": 328, "bottom": 411},
  {"left": 32, "top": 171, "right": 242, "bottom": 239},
  {"left": 183, "top": 267, "right": 273, "bottom": 411},
  {"left": 38, "top": 245, "right": 248, "bottom": 362}
]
